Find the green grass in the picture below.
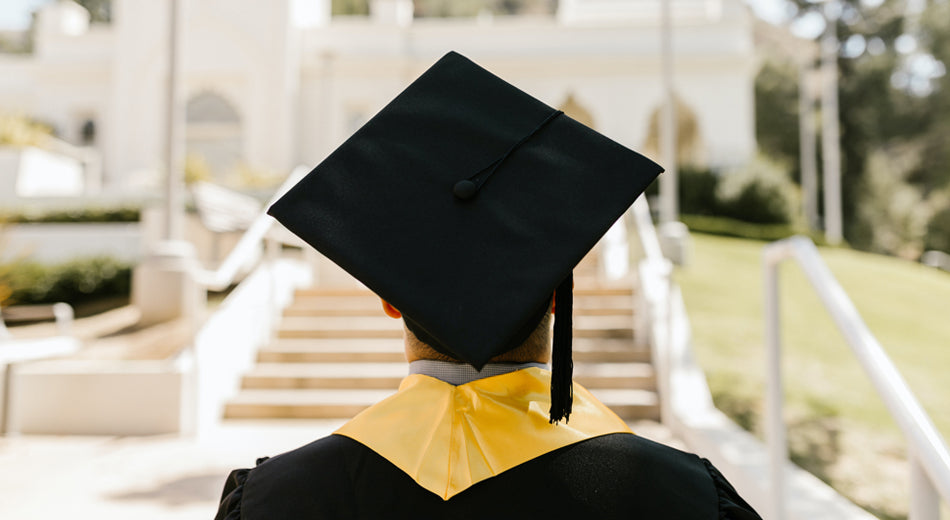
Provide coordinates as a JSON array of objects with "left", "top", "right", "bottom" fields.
[{"left": 676, "top": 233, "right": 950, "bottom": 520}]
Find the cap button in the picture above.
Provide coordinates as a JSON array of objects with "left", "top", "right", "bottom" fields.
[{"left": 453, "top": 180, "right": 477, "bottom": 200}]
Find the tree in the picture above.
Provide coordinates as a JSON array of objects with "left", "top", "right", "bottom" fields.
[
  {"left": 332, "top": 0, "right": 369, "bottom": 16},
  {"left": 754, "top": 60, "right": 801, "bottom": 183},
  {"left": 759, "top": 0, "right": 950, "bottom": 251},
  {"left": 72, "top": 0, "right": 111, "bottom": 24},
  {"left": 911, "top": 0, "right": 950, "bottom": 195}
]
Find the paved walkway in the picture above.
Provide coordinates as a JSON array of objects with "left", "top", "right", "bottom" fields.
[
  {"left": 0, "top": 420, "right": 345, "bottom": 520},
  {"left": 0, "top": 419, "right": 680, "bottom": 519}
]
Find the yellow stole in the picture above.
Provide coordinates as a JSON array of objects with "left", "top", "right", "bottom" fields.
[{"left": 334, "top": 367, "right": 632, "bottom": 500}]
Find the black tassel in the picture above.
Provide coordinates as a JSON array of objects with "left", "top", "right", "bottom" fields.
[{"left": 549, "top": 272, "right": 574, "bottom": 424}]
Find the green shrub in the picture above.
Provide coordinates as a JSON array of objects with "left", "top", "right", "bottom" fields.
[
  {"left": 0, "top": 207, "right": 140, "bottom": 223},
  {"left": 716, "top": 154, "right": 800, "bottom": 225},
  {"left": 925, "top": 204, "right": 950, "bottom": 254},
  {"left": 645, "top": 155, "right": 800, "bottom": 226},
  {"left": 851, "top": 149, "right": 933, "bottom": 257},
  {"left": 0, "top": 262, "right": 12, "bottom": 307},
  {"left": 1, "top": 256, "right": 132, "bottom": 307},
  {"left": 678, "top": 166, "right": 720, "bottom": 216},
  {"left": 680, "top": 214, "right": 826, "bottom": 244}
]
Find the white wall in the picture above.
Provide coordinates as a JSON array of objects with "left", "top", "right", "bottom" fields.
[
  {"left": 0, "top": 146, "right": 85, "bottom": 199},
  {"left": 296, "top": 5, "right": 756, "bottom": 169},
  {"left": 7, "top": 358, "right": 191, "bottom": 435},
  {"left": 1, "top": 223, "right": 141, "bottom": 263},
  {"left": 107, "top": 0, "right": 172, "bottom": 191},
  {"left": 0, "top": 0, "right": 756, "bottom": 193}
]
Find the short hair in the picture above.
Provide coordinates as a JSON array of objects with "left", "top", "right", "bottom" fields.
[{"left": 405, "top": 311, "right": 552, "bottom": 364}]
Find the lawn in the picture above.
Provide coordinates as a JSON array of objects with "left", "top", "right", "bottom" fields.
[{"left": 676, "top": 233, "right": 950, "bottom": 520}]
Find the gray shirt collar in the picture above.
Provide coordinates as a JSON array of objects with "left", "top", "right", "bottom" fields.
[{"left": 409, "top": 359, "right": 549, "bottom": 386}]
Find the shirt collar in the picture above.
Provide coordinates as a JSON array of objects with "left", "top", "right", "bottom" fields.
[{"left": 408, "top": 359, "right": 549, "bottom": 386}]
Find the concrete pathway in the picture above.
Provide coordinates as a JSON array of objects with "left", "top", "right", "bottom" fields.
[
  {"left": 0, "top": 420, "right": 344, "bottom": 520},
  {"left": 0, "top": 419, "right": 679, "bottom": 520}
]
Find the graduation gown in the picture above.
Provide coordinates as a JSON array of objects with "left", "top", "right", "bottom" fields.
[{"left": 215, "top": 368, "right": 760, "bottom": 519}]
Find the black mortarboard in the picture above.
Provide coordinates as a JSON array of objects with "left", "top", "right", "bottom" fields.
[{"left": 268, "top": 51, "right": 662, "bottom": 423}]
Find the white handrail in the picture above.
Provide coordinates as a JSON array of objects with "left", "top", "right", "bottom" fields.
[
  {"left": 194, "top": 165, "right": 309, "bottom": 290},
  {"left": 763, "top": 235, "right": 950, "bottom": 520},
  {"left": 632, "top": 195, "right": 665, "bottom": 262},
  {"left": 630, "top": 195, "right": 676, "bottom": 423}
]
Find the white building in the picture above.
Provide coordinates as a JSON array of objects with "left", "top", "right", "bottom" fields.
[{"left": 0, "top": 0, "right": 756, "bottom": 193}]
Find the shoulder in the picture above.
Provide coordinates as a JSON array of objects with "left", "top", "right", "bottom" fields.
[
  {"left": 554, "top": 432, "right": 714, "bottom": 481},
  {"left": 533, "top": 433, "right": 720, "bottom": 500},
  {"left": 214, "top": 435, "right": 373, "bottom": 520},
  {"left": 470, "top": 433, "right": 761, "bottom": 519},
  {"left": 252, "top": 433, "right": 367, "bottom": 477},
  {"left": 590, "top": 433, "right": 761, "bottom": 518},
  {"left": 576, "top": 434, "right": 761, "bottom": 518}
]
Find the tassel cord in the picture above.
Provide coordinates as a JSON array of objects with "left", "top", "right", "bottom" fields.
[{"left": 549, "top": 272, "right": 574, "bottom": 424}]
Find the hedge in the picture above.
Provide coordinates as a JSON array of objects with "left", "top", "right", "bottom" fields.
[
  {"left": 0, "top": 256, "right": 132, "bottom": 307},
  {"left": 0, "top": 207, "right": 141, "bottom": 223},
  {"left": 679, "top": 214, "right": 829, "bottom": 245}
]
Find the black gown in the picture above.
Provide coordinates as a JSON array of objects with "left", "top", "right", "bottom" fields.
[{"left": 215, "top": 432, "right": 761, "bottom": 519}]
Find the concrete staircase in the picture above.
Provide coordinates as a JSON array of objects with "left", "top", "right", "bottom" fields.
[{"left": 224, "top": 269, "right": 659, "bottom": 421}]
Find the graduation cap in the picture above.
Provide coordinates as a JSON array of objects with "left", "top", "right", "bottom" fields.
[{"left": 268, "top": 51, "right": 662, "bottom": 423}]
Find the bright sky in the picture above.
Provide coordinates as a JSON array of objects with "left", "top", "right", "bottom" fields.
[
  {"left": 0, "top": 0, "right": 793, "bottom": 30},
  {"left": 0, "top": 0, "right": 50, "bottom": 30}
]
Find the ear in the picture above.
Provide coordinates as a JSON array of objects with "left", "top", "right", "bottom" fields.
[{"left": 381, "top": 299, "right": 402, "bottom": 319}]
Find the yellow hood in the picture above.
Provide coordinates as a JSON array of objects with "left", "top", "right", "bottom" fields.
[{"left": 335, "top": 367, "right": 631, "bottom": 500}]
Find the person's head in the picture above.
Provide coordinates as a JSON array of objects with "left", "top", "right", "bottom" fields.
[
  {"left": 267, "top": 52, "right": 663, "bottom": 422},
  {"left": 382, "top": 299, "right": 553, "bottom": 364}
]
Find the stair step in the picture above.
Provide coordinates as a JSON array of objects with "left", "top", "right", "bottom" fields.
[
  {"left": 241, "top": 362, "right": 655, "bottom": 390},
  {"left": 292, "top": 285, "right": 633, "bottom": 300},
  {"left": 283, "top": 306, "right": 632, "bottom": 317},
  {"left": 259, "top": 338, "right": 649, "bottom": 364},
  {"left": 279, "top": 316, "right": 403, "bottom": 331},
  {"left": 293, "top": 288, "right": 377, "bottom": 298},
  {"left": 575, "top": 308, "right": 634, "bottom": 316},
  {"left": 574, "top": 287, "right": 634, "bottom": 296},
  {"left": 224, "top": 389, "right": 394, "bottom": 419},
  {"left": 243, "top": 362, "right": 405, "bottom": 389},
  {"left": 288, "top": 292, "right": 635, "bottom": 310},
  {"left": 259, "top": 339, "right": 405, "bottom": 363},
  {"left": 276, "top": 328, "right": 633, "bottom": 340},
  {"left": 258, "top": 348, "right": 649, "bottom": 364},
  {"left": 570, "top": 295, "right": 636, "bottom": 309},
  {"left": 576, "top": 363, "right": 656, "bottom": 388},
  {"left": 226, "top": 265, "right": 656, "bottom": 423},
  {"left": 283, "top": 299, "right": 387, "bottom": 316},
  {"left": 277, "top": 314, "right": 403, "bottom": 339},
  {"left": 588, "top": 389, "right": 661, "bottom": 421},
  {"left": 276, "top": 315, "right": 634, "bottom": 339},
  {"left": 224, "top": 388, "right": 659, "bottom": 420},
  {"left": 277, "top": 329, "right": 405, "bottom": 339}
]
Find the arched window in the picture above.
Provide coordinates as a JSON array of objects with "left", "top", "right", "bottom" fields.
[
  {"left": 642, "top": 97, "right": 704, "bottom": 167},
  {"left": 558, "top": 92, "right": 595, "bottom": 129},
  {"left": 186, "top": 92, "right": 242, "bottom": 181},
  {"left": 80, "top": 119, "right": 96, "bottom": 145}
]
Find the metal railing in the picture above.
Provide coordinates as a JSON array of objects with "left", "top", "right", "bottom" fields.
[
  {"left": 764, "top": 235, "right": 950, "bottom": 520},
  {"left": 188, "top": 165, "right": 314, "bottom": 435},
  {"left": 0, "top": 302, "right": 74, "bottom": 337},
  {"left": 193, "top": 165, "right": 308, "bottom": 291},
  {"left": 629, "top": 196, "right": 678, "bottom": 424}
]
